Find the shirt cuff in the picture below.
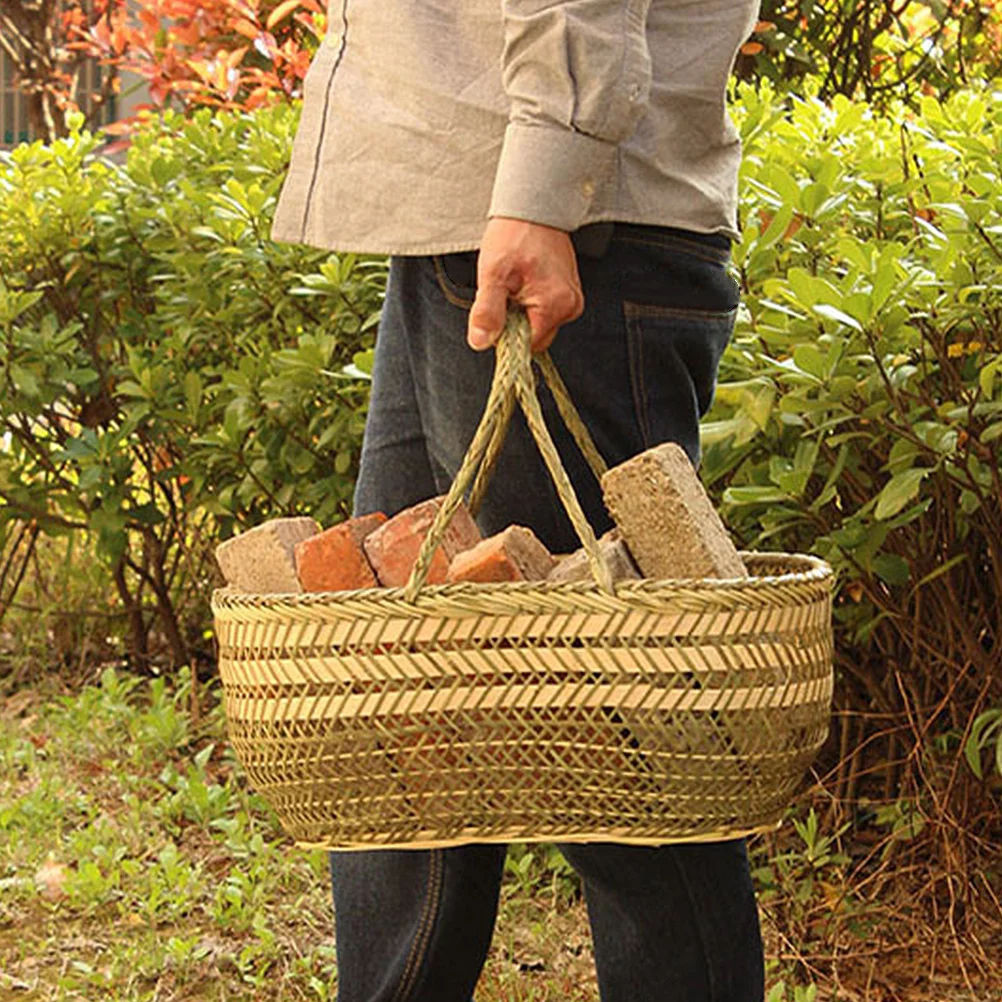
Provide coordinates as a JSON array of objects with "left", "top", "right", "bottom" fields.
[{"left": 487, "top": 122, "right": 617, "bottom": 233}]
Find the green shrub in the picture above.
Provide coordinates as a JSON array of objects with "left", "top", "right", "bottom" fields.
[
  {"left": 0, "top": 105, "right": 383, "bottom": 665},
  {"left": 704, "top": 83, "right": 1002, "bottom": 866}
]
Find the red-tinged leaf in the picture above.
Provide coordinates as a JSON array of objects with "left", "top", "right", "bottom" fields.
[
  {"left": 232, "top": 17, "right": 259, "bottom": 39},
  {"left": 293, "top": 10, "right": 324, "bottom": 39},
  {"left": 243, "top": 85, "right": 273, "bottom": 108},
  {"left": 740, "top": 41, "right": 764, "bottom": 55},
  {"left": 102, "top": 118, "right": 134, "bottom": 135},
  {"left": 267, "top": 0, "right": 302, "bottom": 31},
  {"left": 225, "top": 45, "right": 249, "bottom": 69},
  {"left": 228, "top": 0, "right": 260, "bottom": 22},
  {"left": 754, "top": 20, "right": 776, "bottom": 33},
  {"left": 173, "top": 22, "right": 203, "bottom": 46},
  {"left": 253, "top": 31, "right": 279, "bottom": 60},
  {"left": 289, "top": 48, "right": 312, "bottom": 76},
  {"left": 187, "top": 59, "right": 211, "bottom": 83}
]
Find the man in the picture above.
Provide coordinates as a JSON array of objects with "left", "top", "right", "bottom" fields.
[{"left": 271, "top": 2, "right": 764, "bottom": 1000}]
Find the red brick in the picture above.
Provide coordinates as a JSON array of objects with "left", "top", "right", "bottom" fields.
[
  {"left": 295, "top": 513, "right": 387, "bottom": 592},
  {"left": 446, "top": 526, "right": 553, "bottom": 584},
  {"left": 363, "top": 496, "right": 482, "bottom": 588}
]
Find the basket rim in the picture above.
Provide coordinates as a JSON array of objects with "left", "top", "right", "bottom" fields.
[{"left": 211, "top": 550, "right": 832, "bottom": 611}]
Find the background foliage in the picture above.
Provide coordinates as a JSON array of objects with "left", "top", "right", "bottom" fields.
[
  {"left": 0, "top": 0, "right": 325, "bottom": 144},
  {"left": 700, "top": 82, "right": 1002, "bottom": 964},
  {"left": 0, "top": 105, "right": 381, "bottom": 668},
  {"left": 737, "top": 0, "right": 1002, "bottom": 104}
]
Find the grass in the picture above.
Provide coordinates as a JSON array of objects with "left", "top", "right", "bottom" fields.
[
  {"left": 2, "top": 666, "right": 992, "bottom": 1002},
  {"left": 0, "top": 668, "right": 605, "bottom": 1002}
]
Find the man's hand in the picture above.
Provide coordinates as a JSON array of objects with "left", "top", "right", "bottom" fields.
[{"left": 467, "top": 217, "right": 584, "bottom": 354}]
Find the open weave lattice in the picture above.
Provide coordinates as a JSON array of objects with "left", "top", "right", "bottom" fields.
[{"left": 212, "top": 312, "right": 834, "bottom": 850}]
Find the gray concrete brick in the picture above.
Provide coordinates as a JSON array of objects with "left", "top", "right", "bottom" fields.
[{"left": 601, "top": 443, "right": 746, "bottom": 580}]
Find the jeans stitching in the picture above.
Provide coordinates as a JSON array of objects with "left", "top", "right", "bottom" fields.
[
  {"left": 623, "top": 306, "right": 651, "bottom": 448},
  {"left": 391, "top": 850, "right": 444, "bottom": 1002},
  {"left": 431, "top": 257, "right": 474, "bottom": 310},
  {"left": 624, "top": 302, "right": 738, "bottom": 322}
]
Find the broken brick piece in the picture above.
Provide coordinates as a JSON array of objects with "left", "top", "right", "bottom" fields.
[
  {"left": 601, "top": 442, "right": 746, "bottom": 580},
  {"left": 446, "top": 526, "right": 554, "bottom": 584},
  {"left": 363, "top": 496, "right": 481, "bottom": 587},
  {"left": 547, "top": 529, "right": 641, "bottom": 584},
  {"left": 215, "top": 517, "right": 320, "bottom": 593},
  {"left": 295, "top": 513, "right": 387, "bottom": 592}
]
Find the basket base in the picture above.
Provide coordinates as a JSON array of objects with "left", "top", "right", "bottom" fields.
[{"left": 292, "top": 818, "right": 783, "bottom": 853}]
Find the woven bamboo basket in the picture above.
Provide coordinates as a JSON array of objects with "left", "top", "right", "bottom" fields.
[{"left": 212, "top": 311, "right": 834, "bottom": 851}]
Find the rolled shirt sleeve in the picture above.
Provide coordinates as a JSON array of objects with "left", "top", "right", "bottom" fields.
[{"left": 488, "top": 0, "right": 654, "bottom": 231}]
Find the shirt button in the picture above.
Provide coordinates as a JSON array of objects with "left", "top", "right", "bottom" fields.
[
  {"left": 628, "top": 84, "right": 641, "bottom": 101},
  {"left": 581, "top": 180, "right": 595, "bottom": 199}
]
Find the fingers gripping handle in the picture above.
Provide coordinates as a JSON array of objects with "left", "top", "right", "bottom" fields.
[{"left": 403, "top": 309, "right": 615, "bottom": 601}]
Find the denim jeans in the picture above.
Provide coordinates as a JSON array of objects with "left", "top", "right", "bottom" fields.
[{"left": 334, "top": 224, "right": 764, "bottom": 1002}]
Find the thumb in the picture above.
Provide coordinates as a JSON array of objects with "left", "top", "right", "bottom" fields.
[{"left": 468, "top": 281, "right": 508, "bottom": 351}]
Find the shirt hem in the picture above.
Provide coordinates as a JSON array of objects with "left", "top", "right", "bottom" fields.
[{"left": 270, "top": 213, "right": 740, "bottom": 257}]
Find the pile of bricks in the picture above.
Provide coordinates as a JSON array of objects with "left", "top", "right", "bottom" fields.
[{"left": 215, "top": 442, "right": 748, "bottom": 595}]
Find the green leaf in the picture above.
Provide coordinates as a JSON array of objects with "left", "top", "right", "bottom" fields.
[
  {"left": 964, "top": 710, "right": 1002, "bottom": 780},
  {"left": 793, "top": 344, "right": 826, "bottom": 380},
  {"left": 874, "top": 468, "right": 930, "bottom": 520},
  {"left": 723, "top": 486, "right": 790, "bottom": 505},
  {"left": 872, "top": 554, "right": 911, "bottom": 586},
  {"left": 184, "top": 371, "right": 203, "bottom": 415},
  {"left": 813, "top": 303, "right": 863, "bottom": 332}
]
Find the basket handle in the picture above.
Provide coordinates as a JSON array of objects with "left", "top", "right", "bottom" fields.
[{"left": 404, "top": 308, "right": 615, "bottom": 601}]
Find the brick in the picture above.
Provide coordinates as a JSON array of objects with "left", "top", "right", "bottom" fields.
[
  {"left": 446, "top": 526, "right": 553, "bottom": 584},
  {"left": 215, "top": 517, "right": 320, "bottom": 593},
  {"left": 601, "top": 443, "right": 746, "bottom": 580},
  {"left": 547, "top": 529, "right": 641, "bottom": 584},
  {"left": 363, "top": 496, "right": 482, "bottom": 588},
  {"left": 295, "top": 513, "right": 387, "bottom": 592}
]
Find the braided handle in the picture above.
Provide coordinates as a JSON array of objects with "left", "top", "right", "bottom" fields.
[{"left": 404, "top": 309, "right": 615, "bottom": 601}]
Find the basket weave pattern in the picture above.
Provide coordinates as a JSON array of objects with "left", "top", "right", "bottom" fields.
[
  {"left": 213, "top": 312, "right": 834, "bottom": 850},
  {"left": 215, "top": 555, "right": 831, "bottom": 849}
]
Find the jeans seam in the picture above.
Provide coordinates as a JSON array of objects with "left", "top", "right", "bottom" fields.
[
  {"left": 431, "top": 257, "right": 475, "bottom": 310},
  {"left": 624, "top": 302, "right": 738, "bottom": 322},
  {"left": 391, "top": 849, "right": 445, "bottom": 1002},
  {"left": 623, "top": 306, "right": 651, "bottom": 449},
  {"left": 668, "top": 849, "right": 719, "bottom": 1002}
]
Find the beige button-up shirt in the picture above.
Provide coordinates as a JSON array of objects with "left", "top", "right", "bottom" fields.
[{"left": 271, "top": 0, "right": 759, "bottom": 255}]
